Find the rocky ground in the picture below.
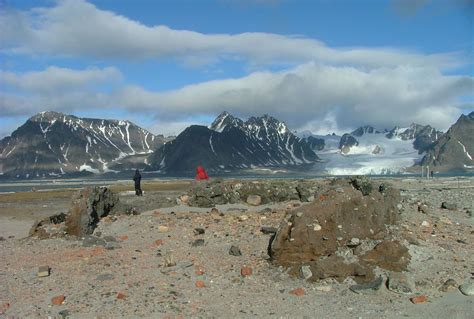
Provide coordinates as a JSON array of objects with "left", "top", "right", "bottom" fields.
[{"left": 0, "top": 177, "right": 473, "bottom": 318}]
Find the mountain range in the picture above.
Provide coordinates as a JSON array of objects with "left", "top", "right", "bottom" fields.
[{"left": 0, "top": 110, "right": 473, "bottom": 178}]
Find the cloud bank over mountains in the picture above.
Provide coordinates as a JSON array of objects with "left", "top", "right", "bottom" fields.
[{"left": 0, "top": 0, "right": 472, "bottom": 135}]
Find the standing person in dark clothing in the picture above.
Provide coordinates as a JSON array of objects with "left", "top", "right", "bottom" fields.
[{"left": 133, "top": 169, "right": 142, "bottom": 196}]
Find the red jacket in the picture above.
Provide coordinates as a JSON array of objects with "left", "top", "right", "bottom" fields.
[{"left": 196, "top": 166, "right": 209, "bottom": 180}]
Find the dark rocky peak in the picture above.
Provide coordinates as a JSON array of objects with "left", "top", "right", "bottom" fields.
[
  {"left": 209, "top": 111, "right": 244, "bottom": 132},
  {"left": 29, "top": 111, "right": 70, "bottom": 123},
  {"left": 351, "top": 125, "right": 380, "bottom": 137},
  {"left": 245, "top": 114, "right": 290, "bottom": 137}
]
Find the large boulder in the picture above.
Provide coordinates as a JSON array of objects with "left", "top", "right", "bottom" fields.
[
  {"left": 65, "top": 187, "right": 119, "bottom": 236},
  {"left": 269, "top": 179, "right": 408, "bottom": 283}
]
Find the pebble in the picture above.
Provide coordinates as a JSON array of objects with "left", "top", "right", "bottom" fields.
[
  {"left": 410, "top": 295, "right": 428, "bottom": 304},
  {"left": 260, "top": 226, "right": 278, "bottom": 234},
  {"left": 439, "top": 279, "right": 457, "bottom": 292},
  {"left": 229, "top": 245, "right": 242, "bottom": 256},
  {"left": 315, "top": 285, "right": 332, "bottom": 292},
  {"left": 421, "top": 221, "right": 430, "bottom": 227},
  {"left": 192, "top": 239, "right": 205, "bottom": 247},
  {"left": 459, "top": 283, "right": 474, "bottom": 296},
  {"left": 195, "top": 280, "right": 205, "bottom": 288},
  {"left": 347, "top": 237, "right": 360, "bottom": 247},
  {"left": 241, "top": 266, "right": 253, "bottom": 277},
  {"left": 117, "top": 292, "right": 126, "bottom": 300},
  {"left": 387, "top": 272, "right": 415, "bottom": 295},
  {"left": 296, "top": 212, "right": 303, "bottom": 217},
  {"left": 37, "top": 266, "right": 50, "bottom": 277},
  {"left": 51, "top": 295, "right": 66, "bottom": 306},
  {"left": 289, "top": 288, "right": 305, "bottom": 296},
  {"left": 441, "top": 202, "right": 457, "bottom": 210},
  {"left": 350, "top": 276, "right": 384, "bottom": 295},
  {"left": 158, "top": 226, "right": 169, "bottom": 233},
  {"left": 299, "top": 265, "right": 312, "bottom": 280},
  {"left": 193, "top": 228, "right": 205, "bottom": 235},
  {"left": 313, "top": 224, "right": 322, "bottom": 231},
  {"left": 163, "top": 252, "right": 176, "bottom": 267}
]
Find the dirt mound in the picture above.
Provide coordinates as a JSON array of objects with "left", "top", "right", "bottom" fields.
[{"left": 269, "top": 178, "right": 410, "bottom": 283}]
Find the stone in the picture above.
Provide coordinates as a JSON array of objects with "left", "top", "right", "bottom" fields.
[
  {"left": 410, "top": 295, "right": 428, "bottom": 304},
  {"left": 459, "top": 283, "right": 474, "bottom": 296},
  {"left": 299, "top": 265, "right": 313, "bottom": 280},
  {"left": 229, "top": 245, "right": 242, "bottom": 256},
  {"left": 350, "top": 176, "right": 373, "bottom": 196},
  {"left": 195, "top": 280, "right": 205, "bottom": 288},
  {"left": 82, "top": 236, "right": 107, "bottom": 247},
  {"left": 347, "top": 237, "right": 361, "bottom": 248},
  {"left": 421, "top": 221, "right": 430, "bottom": 227},
  {"left": 51, "top": 295, "right": 66, "bottom": 306},
  {"left": 315, "top": 285, "right": 332, "bottom": 292},
  {"left": 158, "top": 225, "right": 169, "bottom": 233},
  {"left": 163, "top": 251, "right": 176, "bottom": 267},
  {"left": 117, "top": 292, "right": 126, "bottom": 300},
  {"left": 154, "top": 239, "right": 164, "bottom": 247},
  {"left": 65, "top": 187, "right": 119, "bottom": 236},
  {"left": 241, "top": 266, "right": 253, "bottom": 277},
  {"left": 441, "top": 202, "right": 457, "bottom": 210},
  {"left": 246, "top": 195, "right": 262, "bottom": 206},
  {"left": 195, "top": 267, "right": 205, "bottom": 276},
  {"left": 238, "top": 215, "right": 249, "bottom": 222},
  {"left": 313, "top": 224, "right": 322, "bottom": 231},
  {"left": 58, "top": 309, "right": 70, "bottom": 318},
  {"left": 193, "top": 228, "right": 205, "bottom": 235},
  {"left": 192, "top": 239, "right": 205, "bottom": 247},
  {"left": 289, "top": 288, "right": 305, "bottom": 296},
  {"left": 37, "top": 266, "right": 50, "bottom": 277},
  {"left": 179, "top": 195, "right": 190, "bottom": 204},
  {"left": 96, "top": 274, "right": 114, "bottom": 281},
  {"left": 387, "top": 272, "right": 415, "bottom": 295},
  {"left": 118, "top": 235, "right": 128, "bottom": 241},
  {"left": 418, "top": 204, "right": 430, "bottom": 214},
  {"left": 361, "top": 241, "right": 410, "bottom": 272},
  {"left": 350, "top": 276, "right": 384, "bottom": 295},
  {"left": 439, "top": 279, "right": 458, "bottom": 292},
  {"left": 260, "top": 226, "right": 278, "bottom": 234}
]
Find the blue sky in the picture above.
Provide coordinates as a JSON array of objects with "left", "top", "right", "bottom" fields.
[{"left": 1, "top": 0, "right": 473, "bottom": 137}]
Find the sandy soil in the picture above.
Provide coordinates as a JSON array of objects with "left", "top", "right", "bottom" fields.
[{"left": 0, "top": 177, "right": 473, "bottom": 318}]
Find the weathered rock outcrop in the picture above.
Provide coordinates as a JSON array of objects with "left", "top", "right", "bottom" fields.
[
  {"left": 65, "top": 187, "right": 119, "bottom": 236},
  {"left": 269, "top": 178, "right": 409, "bottom": 283},
  {"left": 186, "top": 180, "right": 320, "bottom": 207}
]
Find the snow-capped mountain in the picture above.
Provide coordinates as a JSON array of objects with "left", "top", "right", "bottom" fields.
[
  {"left": 149, "top": 112, "right": 319, "bottom": 174},
  {"left": 421, "top": 112, "right": 474, "bottom": 172},
  {"left": 0, "top": 111, "right": 162, "bottom": 178},
  {"left": 300, "top": 122, "right": 443, "bottom": 175}
]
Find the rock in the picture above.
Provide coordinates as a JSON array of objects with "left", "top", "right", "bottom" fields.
[
  {"left": 118, "top": 235, "right": 128, "bottom": 241},
  {"left": 260, "top": 226, "right": 278, "bottom": 234},
  {"left": 315, "top": 285, "right": 332, "bottom": 292},
  {"left": 82, "top": 236, "right": 106, "bottom": 247},
  {"left": 299, "top": 265, "right": 312, "bottom": 280},
  {"left": 58, "top": 309, "right": 70, "bottom": 318},
  {"left": 153, "top": 239, "right": 164, "bottom": 247},
  {"left": 421, "top": 221, "right": 430, "bottom": 227},
  {"left": 195, "top": 280, "right": 205, "bottom": 288},
  {"left": 229, "top": 245, "right": 242, "bottom": 256},
  {"left": 241, "top": 266, "right": 253, "bottom": 277},
  {"left": 37, "top": 266, "right": 50, "bottom": 277},
  {"left": 65, "top": 187, "right": 119, "bottom": 236},
  {"left": 96, "top": 274, "right": 115, "bottom": 281},
  {"left": 117, "top": 292, "right": 126, "bottom": 300},
  {"left": 158, "top": 225, "right": 169, "bottom": 233},
  {"left": 269, "top": 180, "right": 401, "bottom": 283},
  {"left": 51, "top": 295, "right": 66, "bottom": 306},
  {"left": 163, "top": 251, "right": 176, "bottom": 267},
  {"left": 347, "top": 237, "right": 361, "bottom": 248},
  {"left": 238, "top": 215, "right": 249, "bottom": 222},
  {"left": 387, "top": 272, "right": 415, "bottom": 295},
  {"left": 179, "top": 195, "right": 190, "bottom": 204},
  {"left": 418, "top": 204, "right": 430, "bottom": 214},
  {"left": 350, "top": 276, "right": 384, "bottom": 295},
  {"left": 192, "top": 239, "right": 205, "bottom": 247},
  {"left": 289, "top": 288, "right": 305, "bottom": 296},
  {"left": 410, "top": 295, "right": 428, "bottom": 304},
  {"left": 439, "top": 279, "right": 458, "bottom": 292},
  {"left": 441, "top": 202, "right": 457, "bottom": 210},
  {"left": 246, "top": 195, "right": 262, "bottom": 206},
  {"left": 459, "top": 283, "right": 474, "bottom": 296},
  {"left": 193, "top": 228, "right": 205, "bottom": 235},
  {"left": 350, "top": 176, "right": 373, "bottom": 196},
  {"left": 195, "top": 267, "right": 205, "bottom": 276}
]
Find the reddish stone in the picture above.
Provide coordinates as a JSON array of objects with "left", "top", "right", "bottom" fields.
[
  {"left": 289, "top": 288, "right": 305, "bottom": 296},
  {"left": 195, "top": 267, "right": 205, "bottom": 276},
  {"left": 195, "top": 280, "right": 205, "bottom": 288},
  {"left": 240, "top": 266, "right": 253, "bottom": 277},
  {"left": 410, "top": 295, "right": 428, "bottom": 304},
  {"left": 117, "top": 292, "right": 126, "bottom": 300},
  {"left": 51, "top": 295, "right": 66, "bottom": 305},
  {"left": 118, "top": 235, "right": 128, "bottom": 241},
  {"left": 1, "top": 302, "right": 10, "bottom": 313},
  {"left": 154, "top": 239, "right": 163, "bottom": 246}
]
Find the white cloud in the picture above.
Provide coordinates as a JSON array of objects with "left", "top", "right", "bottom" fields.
[
  {"left": 0, "top": 0, "right": 462, "bottom": 69},
  {"left": 2, "top": 63, "right": 472, "bottom": 132}
]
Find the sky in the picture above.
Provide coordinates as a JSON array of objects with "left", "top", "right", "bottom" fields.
[{"left": 0, "top": 0, "right": 473, "bottom": 137}]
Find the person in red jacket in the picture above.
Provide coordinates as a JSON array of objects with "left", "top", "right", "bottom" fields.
[{"left": 196, "top": 166, "right": 209, "bottom": 180}]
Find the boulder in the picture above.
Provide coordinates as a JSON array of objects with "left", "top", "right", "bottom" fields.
[
  {"left": 65, "top": 187, "right": 119, "bottom": 236},
  {"left": 269, "top": 179, "right": 405, "bottom": 283}
]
